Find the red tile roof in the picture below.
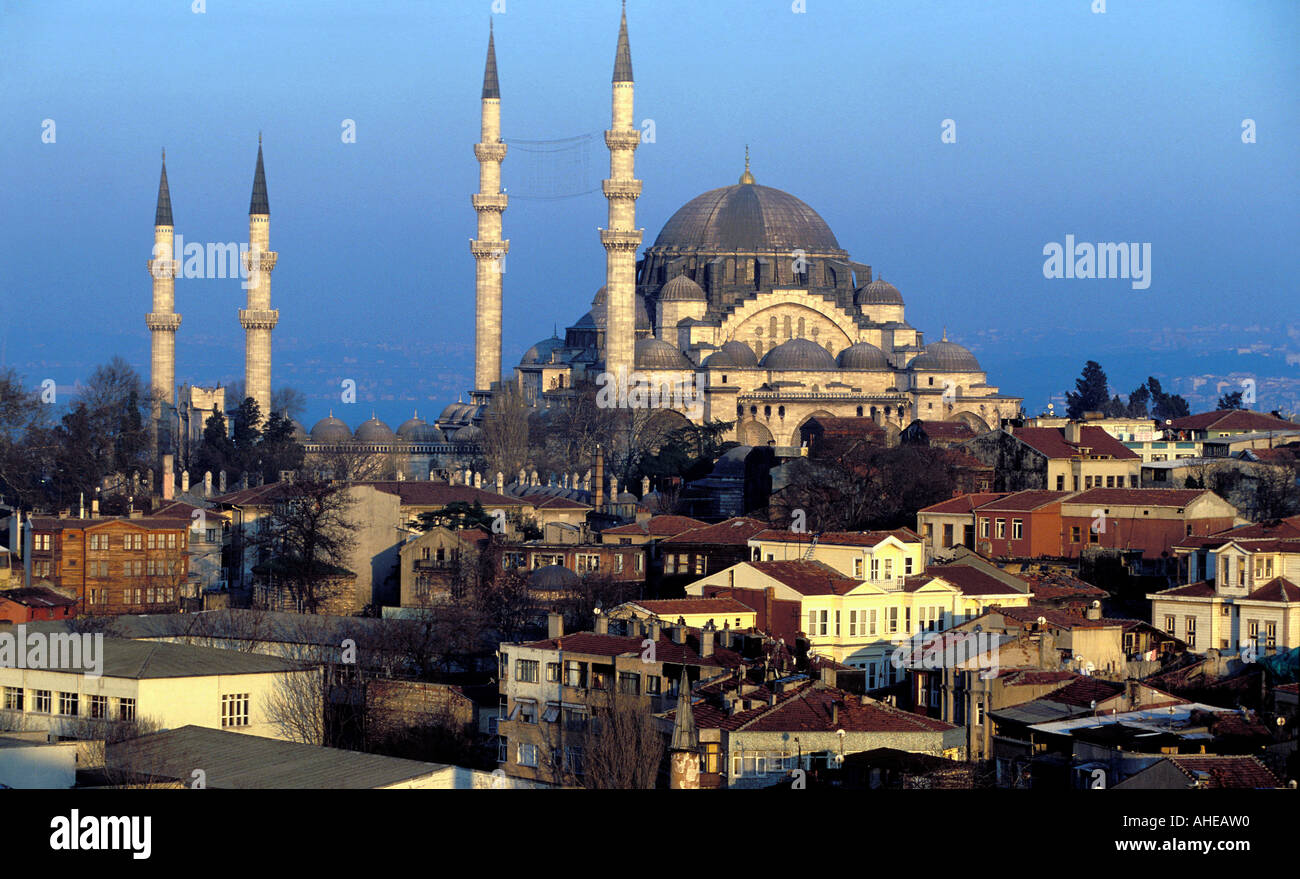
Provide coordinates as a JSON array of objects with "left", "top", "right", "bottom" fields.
[
  {"left": 1011, "top": 426, "right": 1139, "bottom": 460},
  {"left": 1154, "top": 581, "right": 1217, "bottom": 598},
  {"left": 989, "top": 604, "right": 1135, "bottom": 629},
  {"left": 1244, "top": 577, "right": 1300, "bottom": 603},
  {"left": 911, "top": 420, "right": 978, "bottom": 441},
  {"left": 530, "top": 496, "right": 592, "bottom": 511},
  {"left": 1043, "top": 676, "right": 1125, "bottom": 707},
  {"left": 918, "top": 493, "right": 1009, "bottom": 515},
  {"left": 662, "top": 517, "right": 770, "bottom": 546},
  {"left": 1163, "top": 755, "right": 1282, "bottom": 789},
  {"left": 740, "top": 687, "right": 957, "bottom": 734},
  {"left": 1169, "top": 410, "right": 1297, "bottom": 433},
  {"left": 1063, "top": 488, "right": 1210, "bottom": 508},
  {"left": 632, "top": 597, "right": 755, "bottom": 616},
  {"left": 923, "top": 565, "right": 1028, "bottom": 595},
  {"left": 0, "top": 586, "right": 78, "bottom": 608},
  {"left": 974, "top": 490, "right": 1072, "bottom": 513},
  {"left": 602, "top": 515, "right": 707, "bottom": 537},
  {"left": 1017, "top": 572, "right": 1107, "bottom": 601},
  {"left": 751, "top": 528, "right": 923, "bottom": 547},
  {"left": 749, "top": 560, "right": 858, "bottom": 596},
  {"left": 30, "top": 516, "right": 191, "bottom": 531}
]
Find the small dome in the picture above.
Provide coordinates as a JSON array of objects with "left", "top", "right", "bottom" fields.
[
  {"left": 592, "top": 285, "right": 608, "bottom": 307},
  {"left": 909, "top": 337, "right": 982, "bottom": 373},
  {"left": 521, "top": 336, "right": 564, "bottom": 366},
  {"left": 659, "top": 274, "right": 706, "bottom": 302},
  {"left": 453, "top": 424, "right": 483, "bottom": 443},
  {"left": 855, "top": 278, "right": 905, "bottom": 307},
  {"left": 309, "top": 414, "right": 352, "bottom": 444},
  {"left": 703, "top": 340, "right": 759, "bottom": 369},
  {"left": 837, "top": 341, "right": 890, "bottom": 370},
  {"left": 289, "top": 419, "right": 309, "bottom": 443},
  {"left": 634, "top": 337, "right": 694, "bottom": 370},
  {"left": 760, "top": 337, "right": 837, "bottom": 371},
  {"left": 397, "top": 414, "right": 445, "bottom": 443},
  {"left": 396, "top": 413, "right": 428, "bottom": 438},
  {"left": 530, "top": 564, "right": 580, "bottom": 590},
  {"left": 575, "top": 309, "right": 605, "bottom": 330},
  {"left": 355, "top": 416, "right": 397, "bottom": 443}
]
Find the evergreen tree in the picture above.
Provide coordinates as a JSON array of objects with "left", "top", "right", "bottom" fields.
[
  {"left": 230, "top": 396, "right": 264, "bottom": 476},
  {"left": 1126, "top": 383, "right": 1151, "bottom": 418},
  {"left": 1065, "top": 361, "right": 1111, "bottom": 419},
  {"left": 193, "top": 406, "right": 236, "bottom": 483},
  {"left": 260, "top": 411, "right": 305, "bottom": 483},
  {"left": 1217, "top": 391, "right": 1244, "bottom": 410}
]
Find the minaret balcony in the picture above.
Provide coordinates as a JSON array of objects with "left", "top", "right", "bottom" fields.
[
  {"left": 242, "top": 251, "right": 279, "bottom": 273},
  {"left": 601, "top": 179, "right": 642, "bottom": 200},
  {"left": 145, "top": 313, "right": 182, "bottom": 332},
  {"left": 472, "top": 193, "right": 509, "bottom": 211},
  {"left": 600, "top": 229, "right": 643, "bottom": 251},
  {"left": 238, "top": 308, "right": 280, "bottom": 330},
  {"left": 604, "top": 130, "right": 641, "bottom": 150},
  {"left": 146, "top": 259, "right": 178, "bottom": 279},
  {"left": 474, "top": 142, "right": 507, "bottom": 162},
  {"left": 470, "top": 239, "right": 510, "bottom": 258}
]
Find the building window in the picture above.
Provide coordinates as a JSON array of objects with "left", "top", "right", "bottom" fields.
[
  {"left": 32, "top": 690, "right": 51, "bottom": 714},
  {"left": 870, "top": 558, "right": 879, "bottom": 580},
  {"left": 564, "top": 661, "right": 586, "bottom": 688},
  {"left": 646, "top": 675, "right": 662, "bottom": 695},
  {"left": 869, "top": 609, "right": 878, "bottom": 636},
  {"left": 518, "top": 699, "right": 538, "bottom": 724},
  {"left": 87, "top": 694, "right": 108, "bottom": 720},
  {"left": 979, "top": 518, "right": 989, "bottom": 538},
  {"left": 1184, "top": 617, "right": 1196, "bottom": 649},
  {"left": 3, "top": 687, "right": 23, "bottom": 711},
  {"left": 1011, "top": 519, "right": 1023, "bottom": 540},
  {"left": 1071, "top": 526, "right": 1081, "bottom": 543},
  {"left": 516, "top": 659, "right": 539, "bottom": 683},
  {"left": 849, "top": 610, "right": 857, "bottom": 637},
  {"left": 517, "top": 743, "right": 538, "bottom": 767},
  {"left": 854, "top": 558, "right": 863, "bottom": 577},
  {"left": 221, "top": 693, "right": 250, "bottom": 727},
  {"left": 58, "top": 692, "right": 79, "bottom": 716},
  {"left": 887, "top": 607, "right": 899, "bottom": 634},
  {"left": 994, "top": 519, "right": 1006, "bottom": 539},
  {"left": 118, "top": 698, "right": 136, "bottom": 722},
  {"left": 1164, "top": 615, "right": 1176, "bottom": 635},
  {"left": 545, "top": 662, "right": 561, "bottom": 683},
  {"left": 1266, "top": 622, "right": 1276, "bottom": 648},
  {"left": 618, "top": 672, "right": 641, "bottom": 695}
]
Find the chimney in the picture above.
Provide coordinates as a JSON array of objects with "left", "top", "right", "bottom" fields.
[
  {"left": 162, "top": 454, "right": 175, "bottom": 501},
  {"left": 180, "top": 469, "right": 190, "bottom": 493},
  {"left": 203, "top": 471, "right": 213, "bottom": 497},
  {"left": 641, "top": 475, "right": 650, "bottom": 497},
  {"left": 496, "top": 471, "right": 504, "bottom": 494},
  {"left": 594, "top": 615, "right": 608, "bottom": 635},
  {"left": 547, "top": 612, "right": 564, "bottom": 639},
  {"left": 90, "top": 499, "right": 99, "bottom": 517},
  {"left": 830, "top": 700, "right": 839, "bottom": 726},
  {"left": 1085, "top": 600, "right": 1102, "bottom": 621},
  {"left": 219, "top": 470, "right": 227, "bottom": 494},
  {"left": 671, "top": 625, "right": 686, "bottom": 645},
  {"left": 1038, "top": 631, "right": 1057, "bottom": 669},
  {"left": 820, "top": 666, "right": 837, "bottom": 688},
  {"left": 646, "top": 619, "right": 660, "bottom": 642},
  {"left": 701, "top": 630, "right": 715, "bottom": 658},
  {"left": 1064, "top": 422, "right": 1082, "bottom": 444}
]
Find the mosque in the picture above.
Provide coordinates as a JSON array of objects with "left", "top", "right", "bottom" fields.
[{"left": 145, "top": 6, "right": 1020, "bottom": 483}]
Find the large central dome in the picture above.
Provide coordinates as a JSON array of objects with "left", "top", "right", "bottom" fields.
[{"left": 651, "top": 182, "right": 843, "bottom": 254}]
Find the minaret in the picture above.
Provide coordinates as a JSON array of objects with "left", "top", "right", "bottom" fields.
[
  {"left": 471, "top": 21, "right": 508, "bottom": 393},
  {"left": 239, "top": 135, "right": 278, "bottom": 416},
  {"left": 146, "top": 149, "right": 181, "bottom": 455},
  {"left": 601, "top": 1, "right": 642, "bottom": 379},
  {"left": 668, "top": 666, "right": 700, "bottom": 789}
]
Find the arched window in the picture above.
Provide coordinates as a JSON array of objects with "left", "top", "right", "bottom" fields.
[
  {"left": 783, "top": 316, "right": 792, "bottom": 339},
  {"left": 750, "top": 405, "right": 758, "bottom": 415},
  {"left": 797, "top": 316, "right": 805, "bottom": 337},
  {"left": 778, "top": 406, "right": 785, "bottom": 418},
  {"left": 856, "top": 406, "right": 864, "bottom": 417},
  {"left": 769, "top": 315, "right": 778, "bottom": 339}
]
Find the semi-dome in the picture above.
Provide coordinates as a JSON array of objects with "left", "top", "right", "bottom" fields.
[
  {"left": 855, "top": 278, "right": 904, "bottom": 307},
  {"left": 309, "top": 414, "right": 352, "bottom": 444},
  {"left": 635, "top": 337, "right": 693, "bottom": 370},
  {"left": 837, "top": 341, "right": 890, "bottom": 370},
  {"left": 759, "top": 337, "right": 838, "bottom": 371},
  {"left": 583, "top": 295, "right": 651, "bottom": 332},
  {"left": 452, "top": 424, "right": 483, "bottom": 442},
  {"left": 651, "top": 182, "right": 842, "bottom": 254},
  {"left": 659, "top": 274, "right": 706, "bottom": 302},
  {"left": 521, "top": 336, "right": 564, "bottom": 365},
  {"left": 908, "top": 335, "right": 982, "bottom": 373},
  {"left": 289, "top": 419, "right": 309, "bottom": 443},
  {"left": 592, "top": 285, "right": 607, "bottom": 307},
  {"left": 355, "top": 416, "right": 397, "bottom": 443}
]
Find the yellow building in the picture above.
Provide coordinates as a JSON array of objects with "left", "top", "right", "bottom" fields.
[
  {"left": 614, "top": 597, "right": 758, "bottom": 632},
  {"left": 747, "top": 528, "right": 925, "bottom": 583}
]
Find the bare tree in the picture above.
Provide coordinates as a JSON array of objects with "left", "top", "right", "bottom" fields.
[
  {"left": 249, "top": 479, "right": 357, "bottom": 614},
  {"left": 263, "top": 666, "right": 326, "bottom": 745},
  {"left": 569, "top": 696, "right": 665, "bottom": 789},
  {"left": 480, "top": 381, "right": 530, "bottom": 484}
]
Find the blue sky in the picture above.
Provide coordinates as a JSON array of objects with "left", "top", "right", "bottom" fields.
[{"left": 2, "top": 0, "right": 1297, "bottom": 426}]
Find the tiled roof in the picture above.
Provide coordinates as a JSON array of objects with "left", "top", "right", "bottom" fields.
[
  {"left": 662, "top": 517, "right": 770, "bottom": 546},
  {"left": 362, "top": 481, "right": 524, "bottom": 508},
  {"left": 516, "top": 632, "right": 742, "bottom": 668},
  {"left": 1209, "top": 515, "right": 1300, "bottom": 540},
  {"left": 748, "top": 560, "right": 858, "bottom": 596},
  {"left": 990, "top": 604, "right": 1135, "bottom": 629},
  {"left": 29, "top": 516, "right": 191, "bottom": 531},
  {"left": 1062, "top": 488, "right": 1209, "bottom": 508},
  {"left": 0, "top": 633, "right": 305, "bottom": 678},
  {"left": 1169, "top": 410, "right": 1297, "bottom": 433},
  {"left": 1244, "top": 577, "right": 1300, "bottom": 603},
  {"left": 740, "top": 686, "right": 957, "bottom": 734},
  {"left": 751, "top": 528, "right": 922, "bottom": 547},
  {"left": 1153, "top": 581, "right": 1217, "bottom": 598},
  {"left": 998, "top": 670, "right": 1079, "bottom": 687},
  {"left": 1010, "top": 426, "right": 1139, "bottom": 460},
  {"left": 924, "top": 564, "right": 1028, "bottom": 595},
  {"left": 633, "top": 597, "right": 755, "bottom": 616},
  {"left": 1163, "top": 755, "right": 1282, "bottom": 789},
  {"left": 918, "top": 493, "right": 1009, "bottom": 515},
  {"left": 0, "top": 586, "right": 78, "bottom": 608},
  {"left": 974, "top": 490, "right": 1072, "bottom": 512},
  {"left": 1017, "top": 572, "right": 1107, "bottom": 600},
  {"left": 212, "top": 483, "right": 293, "bottom": 506},
  {"left": 1044, "top": 676, "right": 1125, "bottom": 707},
  {"left": 531, "top": 496, "right": 592, "bottom": 511},
  {"left": 602, "top": 515, "right": 706, "bottom": 537},
  {"left": 912, "top": 420, "right": 978, "bottom": 441}
]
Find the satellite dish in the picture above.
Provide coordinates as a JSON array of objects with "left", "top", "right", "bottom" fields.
[{"left": 1037, "top": 616, "right": 1047, "bottom": 626}]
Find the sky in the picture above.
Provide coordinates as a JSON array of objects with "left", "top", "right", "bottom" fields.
[{"left": 2, "top": 0, "right": 1297, "bottom": 428}]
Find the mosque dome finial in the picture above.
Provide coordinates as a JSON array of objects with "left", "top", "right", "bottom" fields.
[{"left": 739, "top": 145, "right": 755, "bottom": 185}]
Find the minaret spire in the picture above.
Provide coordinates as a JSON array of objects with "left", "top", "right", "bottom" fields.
[
  {"left": 146, "top": 149, "right": 182, "bottom": 459},
  {"left": 601, "top": 1, "right": 642, "bottom": 379},
  {"left": 471, "top": 21, "right": 508, "bottom": 393},
  {"left": 239, "top": 136, "right": 279, "bottom": 416}
]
